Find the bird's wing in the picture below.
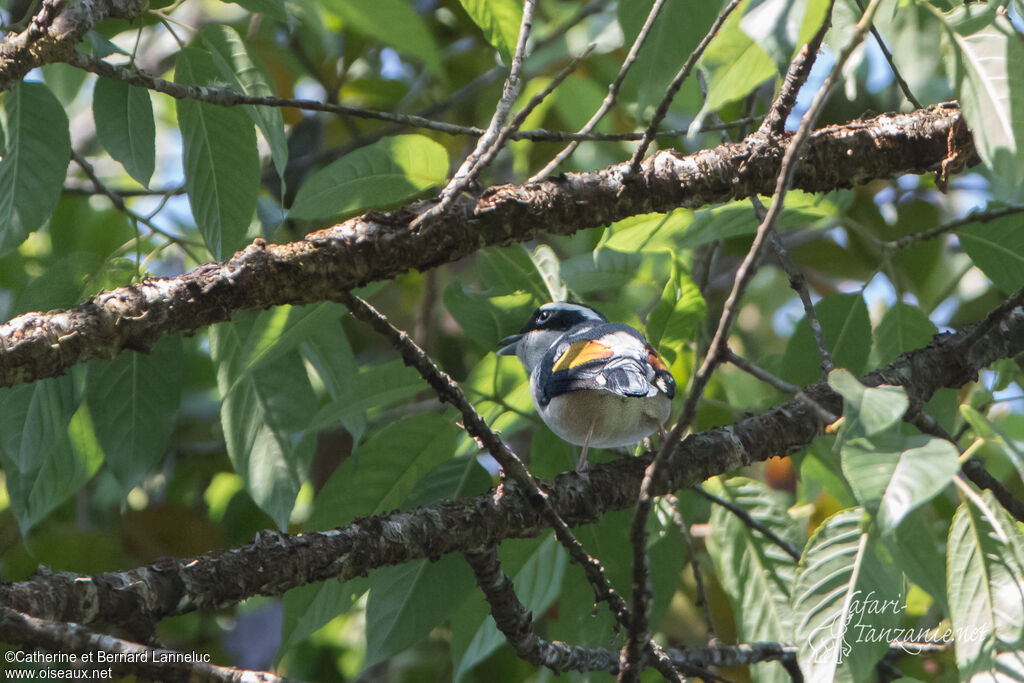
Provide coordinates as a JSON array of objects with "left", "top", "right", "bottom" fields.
[{"left": 537, "top": 324, "right": 675, "bottom": 404}]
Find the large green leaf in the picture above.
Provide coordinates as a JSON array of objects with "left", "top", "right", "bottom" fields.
[
  {"left": 829, "top": 369, "right": 908, "bottom": 439},
  {"left": 279, "top": 576, "right": 370, "bottom": 661},
  {"left": 443, "top": 284, "right": 535, "bottom": 350},
  {"left": 960, "top": 405, "right": 1024, "bottom": 490},
  {"left": 211, "top": 311, "right": 317, "bottom": 528},
  {"left": 841, "top": 434, "right": 959, "bottom": 533},
  {"left": 320, "top": 0, "right": 443, "bottom": 75},
  {"left": 618, "top": 0, "right": 721, "bottom": 113},
  {"left": 477, "top": 246, "right": 551, "bottom": 301},
  {"left": 289, "top": 135, "right": 448, "bottom": 219},
  {"left": 957, "top": 215, "right": 1024, "bottom": 294},
  {"left": 85, "top": 335, "right": 183, "bottom": 493},
  {"left": 457, "top": 0, "right": 521, "bottom": 63},
  {"left": 364, "top": 554, "right": 475, "bottom": 668},
  {"left": 0, "top": 376, "right": 101, "bottom": 535},
  {"left": 739, "top": 0, "right": 811, "bottom": 68},
  {"left": 200, "top": 25, "right": 289, "bottom": 186},
  {"left": 0, "top": 82, "right": 70, "bottom": 256},
  {"left": 175, "top": 47, "right": 260, "bottom": 259},
  {"left": 451, "top": 535, "right": 567, "bottom": 682},
  {"left": 646, "top": 257, "right": 707, "bottom": 364},
  {"left": 698, "top": 0, "right": 777, "bottom": 115},
  {"left": 782, "top": 294, "right": 872, "bottom": 387},
  {"left": 92, "top": 78, "right": 155, "bottom": 187},
  {"left": 792, "top": 509, "right": 901, "bottom": 683},
  {"left": 306, "top": 414, "right": 459, "bottom": 530},
  {"left": 706, "top": 477, "right": 801, "bottom": 683},
  {"left": 873, "top": 303, "right": 937, "bottom": 366},
  {"left": 939, "top": 5, "right": 1024, "bottom": 199},
  {"left": 304, "top": 359, "right": 426, "bottom": 436},
  {"left": 947, "top": 491, "right": 1024, "bottom": 679}
]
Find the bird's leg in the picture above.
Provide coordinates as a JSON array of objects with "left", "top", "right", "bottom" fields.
[{"left": 576, "top": 417, "right": 597, "bottom": 473}]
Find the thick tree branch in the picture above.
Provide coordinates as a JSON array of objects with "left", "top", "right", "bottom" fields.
[
  {"left": 0, "top": 104, "right": 976, "bottom": 389},
  {"left": 0, "top": 0, "right": 146, "bottom": 91},
  {"left": 2, "top": 299, "right": 1020, "bottom": 630},
  {"left": 0, "top": 607, "right": 294, "bottom": 683}
]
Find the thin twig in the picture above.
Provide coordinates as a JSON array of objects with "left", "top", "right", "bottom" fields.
[
  {"left": 724, "top": 348, "right": 838, "bottom": 425},
  {"left": 757, "top": 4, "right": 834, "bottom": 137},
  {"left": 70, "top": 151, "right": 203, "bottom": 262},
  {"left": 750, "top": 195, "right": 833, "bottom": 377},
  {"left": 531, "top": 0, "right": 668, "bottom": 182},
  {"left": 335, "top": 293, "right": 685, "bottom": 682},
  {"left": 623, "top": 1, "right": 880, "bottom": 678},
  {"left": 692, "top": 487, "right": 802, "bottom": 562},
  {"left": 628, "top": 0, "right": 743, "bottom": 173},
  {"left": 882, "top": 204, "right": 1024, "bottom": 250},
  {"left": 664, "top": 493, "right": 719, "bottom": 643},
  {"left": 853, "top": 0, "right": 922, "bottom": 109},
  {"left": 905, "top": 408, "right": 1024, "bottom": 524},
  {"left": 956, "top": 284, "right": 1024, "bottom": 356},
  {"left": 410, "top": 0, "right": 538, "bottom": 230},
  {"left": 63, "top": 183, "right": 186, "bottom": 197},
  {"left": 0, "top": 606, "right": 298, "bottom": 683}
]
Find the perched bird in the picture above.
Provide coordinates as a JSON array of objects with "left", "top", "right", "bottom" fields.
[{"left": 498, "top": 302, "right": 676, "bottom": 472}]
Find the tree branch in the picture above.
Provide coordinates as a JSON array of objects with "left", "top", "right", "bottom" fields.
[
  {"left": 0, "top": 104, "right": 977, "bottom": 389},
  {"left": 2, "top": 299, "right": 1020, "bottom": 631}
]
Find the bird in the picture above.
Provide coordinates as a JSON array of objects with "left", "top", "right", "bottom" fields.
[{"left": 498, "top": 302, "right": 676, "bottom": 473}]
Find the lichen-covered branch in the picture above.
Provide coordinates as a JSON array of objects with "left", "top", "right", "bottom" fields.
[
  {"left": 2, "top": 298, "right": 1019, "bottom": 630},
  {"left": 0, "top": 104, "right": 976, "bottom": 389}
]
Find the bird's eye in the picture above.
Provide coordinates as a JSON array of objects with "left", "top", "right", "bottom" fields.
[{"left": 536, "top": 310, "right": 552, "bottom": 324}]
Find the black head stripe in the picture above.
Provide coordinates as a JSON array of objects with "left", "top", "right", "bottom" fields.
[{"left": 520, "top": 302, "right": 607, "bottom": 334}]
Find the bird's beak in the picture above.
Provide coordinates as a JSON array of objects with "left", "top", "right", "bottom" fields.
[{"left": 497, "top": 333, "right": 523, "bottom": 356}]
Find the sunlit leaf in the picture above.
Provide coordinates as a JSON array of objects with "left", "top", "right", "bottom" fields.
[
  {"left": 290, "top": 135, "right": 448, "bottom": 219},
  {"left": 320, "top": 0, "right": 444, "bottom": 75},
  {"left": 175, "top": 47, "right": 259, "bottom": 259},
  {"left": 458, "top": 0, "right": 521, "bottom": 63}
]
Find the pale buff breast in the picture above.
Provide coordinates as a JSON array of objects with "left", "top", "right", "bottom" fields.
[{"left": 533, "top": 385, "right": 671, "bottom": 449}]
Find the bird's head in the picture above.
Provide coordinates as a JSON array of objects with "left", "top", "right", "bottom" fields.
[{"left": 497, "top": 302, "right": 607, "bottom": 373}]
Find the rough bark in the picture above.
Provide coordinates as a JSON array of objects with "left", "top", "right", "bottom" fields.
[
  {"left": 3, "top": 300, "right": 1020, "bottom": 630},
  {"left": 0, "top": 104, "right": 975, "bottom": 389}
]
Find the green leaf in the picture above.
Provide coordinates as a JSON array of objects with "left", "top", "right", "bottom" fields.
[
  {"left": 619, "top": 0, "right": 722, "bottom": 113},
  {"left": 92, "top": 78, "right": 155, "bottom": 187},
  {"left": 947, "top": 491, "right": 1024, "bottom": 679},
  {"left": 364, "top": 553, "right": 475, "bottom": 668},
  {"left": 782, "top": 294, "right": 872, "bottom": 386},
  {"left": 698, "top": 0, "right": 778, "bottom": 114},
  {"left": 887, "top": 508, "right": 948, "bottom": 609},
  {"left": 829, "top": 369, "right": 908, "bottom": 439},
  {"left": 706, "top": 477, "right": 801, "bottom": 683},
  {"left": 960, "top": 405, "right": 1024, "bottom": 488},
  {"left": 739, "top": 0, "right": 811, "bottom": 69},
  {"left": 443, "top": 284, "right": 534, "bottom": 350},
  {"left": 211, "top": 311, "right": 317, "bottom": 528},
  {"left": 304, "top": 359, "right": 426, "bottom": 436},
  {"left": 451, "top": 535, "right": 567, "bottom": 681},
  {"left": 307, "top": 414, "right": 459, "bottom": 530},
  {"left": 958, "top": 216, "right": 1024, "bottom": 294},
  {"left": 477, "top": 246, "right": 551, "bottom": 300},
  {"left": 646, "top": 258, "right": 707, "bottom": 363},
  {"left": 841, "top": 434, "right": 959, "bottom": 532},
  {"left": 222, "top": 0, "right": 287, "bottom": 22},
  {"left": 457, "top": 0, "right": 521, "bottom": 63},
  {"left": 874, "top": 303, "right": 937, "bottom": 366},
  {"left": 598, "top": 211, "right": 694, "bottom": 253},
  {"left": 0, "top": 376, "right": 100, "bottom": 535},
  {"left": 792, "top": 509, "right": 901, "bottom": 682},
  {"left": 85, "top": 335, "right": 183, "bottom": 493},
  {"left": 939, "top": 6, "right": 1024, "bottom": 199},
  {"left": 320, "top": 0, "right": 444, "bottom": 76},
  {"left": 200, "top": 25, "right": 289, "bottom": 186},
  {"left": 0, "top": 82, "right": 70, "bottom": 256},
  {"left": 279, "top": 577, "right": 370, "bottom": 660},
  {"left": 528, "top": 245, "right": 567, "bottom": 303},
  {"left": 175, "top": 47, "right": 260, "bottom": 259},
  {"left": 289, "top": 135, "right": 448, "bottom": 219}
]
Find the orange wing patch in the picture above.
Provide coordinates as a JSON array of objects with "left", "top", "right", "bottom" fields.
[
  {"left": 646, "top": 346, "right": 669, "bottom": 373},
  {"left": 552, "top": 340, "right": 613, "bottom": 372}
]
